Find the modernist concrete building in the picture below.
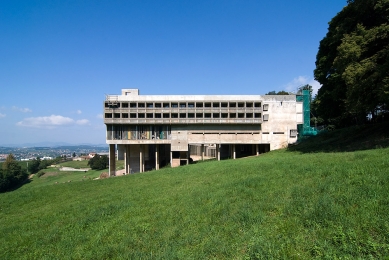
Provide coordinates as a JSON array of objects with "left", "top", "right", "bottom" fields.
[{"left": 104, "top": 89, "right": 304, "bottom": 175}]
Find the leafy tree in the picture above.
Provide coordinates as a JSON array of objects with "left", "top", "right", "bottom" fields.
[
  {"left": 265, "top": 90, "right": 290, "bottom": 95},
  {"left": 88, "top": 154, "right": 109, "bottom": 170},
  {"left": 0, "top": 153, "right": 27, "bottom": 192},
  {"left": 314, "top": 0, "right": 389, "bottom": 126},
  {"left": 28, "top": 157, "right": 41, "bottom": 174}
]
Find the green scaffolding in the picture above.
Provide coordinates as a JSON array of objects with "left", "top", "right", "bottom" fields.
[{"left": 296, "top": 90, "right": 318, "bottom": 136}]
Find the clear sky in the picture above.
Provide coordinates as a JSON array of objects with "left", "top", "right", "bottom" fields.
[{"left": 0, "top": 0, "right": 346, "bottom": 146}]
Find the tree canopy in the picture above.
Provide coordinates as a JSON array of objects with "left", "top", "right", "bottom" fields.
[
  {"left": 0, "top": 154, "right": 28, "bottom": 192},
  {"left": 314, "top": 0, "right": 389, "bottom": 126},
  {"left": 88, "top": 154, "right": 109, "bottom": 170}
]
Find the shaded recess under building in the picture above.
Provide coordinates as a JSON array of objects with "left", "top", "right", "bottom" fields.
[{"left": 104, "top": 89, "right": 304, "bottom": 176}]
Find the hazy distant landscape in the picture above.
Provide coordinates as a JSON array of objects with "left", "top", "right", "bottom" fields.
[{"left": 0, "top": 145, "right": 108, "bottom": 161}]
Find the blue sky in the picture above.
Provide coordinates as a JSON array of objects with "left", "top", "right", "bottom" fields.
[{"left": 0, "top": 0, "right": 346, "bottom": 146}]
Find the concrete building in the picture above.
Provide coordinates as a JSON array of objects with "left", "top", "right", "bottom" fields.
[{"left": 104, "top": 89, "right": 304, "bottom": 176}]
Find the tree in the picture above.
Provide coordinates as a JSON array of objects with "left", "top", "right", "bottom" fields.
[
  {"left": 88, "top": 154, "right": 109, "bottom": 170},
  {"left": 265, "top": 90, "right": 290, "bottom": 95},
  {"left": 314, "top": 0, "right": 389, "bottom": 126},
  {"left": 0, "top": 153, "right": 27, "bottom": 192},
  {"left": 72, "top": 152, "right": 76, "bottom": 157},
  {"left": 28, "top": 157, "right": 41, "bottom": 174}
]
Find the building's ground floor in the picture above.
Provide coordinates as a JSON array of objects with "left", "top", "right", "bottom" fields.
[{"left": 108, "top": 143, "right": 271, "bottom": 176}]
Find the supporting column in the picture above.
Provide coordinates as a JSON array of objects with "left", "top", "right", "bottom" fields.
[
  {"left": 256, "top": 144, "right": 259, "bottom": 156},
  {"left": 155, "top": 144, "right": 159, "bottom": 170},
  {"left": 124, "top": 146, "right": 127, "bottom": 175},
  {"left": 139, "top": 145, "right": 143, "bottom": 173},
  {"left": 109, "top": 144, "right": 116, "bottom": 177},
  {"left": 170, "top": 150, "right": 173, "bottom": 167},
  {"left": 216, "top": 144, "right": 220, "bottom": 161},
  {"left": 232, "top": 144, "right": 236, "bottom": 159},
  {"left": 201, "top": 144, "right": 205, "bottom": 161},
  {"left": 126, "top": 145, "right": 131, "bottom": 174}
]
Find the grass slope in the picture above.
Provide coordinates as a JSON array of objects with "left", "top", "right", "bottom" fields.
[{"left": 1, "top": 124, "right": 389, "bottom": 259}]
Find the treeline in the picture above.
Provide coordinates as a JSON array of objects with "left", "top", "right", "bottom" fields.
[
  {"left": 0, "top": 154, "right": 28, "bottom": 192},
  {"left": 314, "top": 0, "right": 389, "bottom": 127}
]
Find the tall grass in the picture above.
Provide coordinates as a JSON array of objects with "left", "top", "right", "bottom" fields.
[{"left": 1, "top": 123, "right": 389, "bottom": 259}]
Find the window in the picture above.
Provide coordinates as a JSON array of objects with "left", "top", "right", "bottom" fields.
[
  {"left": 238, "top": 102, "right": 244, "bottom": 108},
  {"left": 213, "top": 113, "right": 220, "bottom": 118},
  {"left": 229, "top": 102, "right": 236, "bottom": 108},
  {"left": 180, "top": 113, "right": 186, "bottom": 118},
  {"left": 171, "top": 103, "right": 178, "bottom": 108},
  {"left": 196, "top": 113, "right": 203, "bottom": 118},
  {"left": 179, "top": 103, "right": 186, "bottom": 108},
  {"left": 263, "top": 104, "right": 269, "bottom": 111},
  {"left": 188, "top": 102, "right": 195, "bottom": 108},
  {"left": 130, "top": 113, "right": 137, "bottom": 118},
  {"left": 263, "top": 114, "right": 269, "bottom": 121},
  {"left": 130, "top": 103, "right": 137, "bottom": 108},
  {"left": 155, "top": 103, "right": 162, "bottom": 108},
  {"left": 105, "top": 113, "right": 112, "bottom": 118},
  {"left": 146, "top": 103, "right": 153, "bottom": 108},
  {"left": 163, "top": 113, "right": 170, "bottom": 118},
  {"left": 213, "top": 102, "right": 220, "bottom": 108},
  {"left": 146, "top": 113, "right": 153, "bottom": 118},
  {"left": 229, "top": 113, "right": 236, "bottom": 118},
  {"left": 155, "top": 113, "right": 162, "bottom": 118},
  {"left": 163, "top": 103, "right": 170, "bottom": 108},
  {"left": 138, "top": 113, "right": 145, "bottom": 118},
  {"left": 246, "top": 102, "right": 253, "bottom": 108},
  {"left": 138, "top": 103, "right": 145, "bottom": 108},
  {"left": 204, "top": 102, "right": 211, "bottom": 108},
  {"left": 114, "top": 113, "right": 120, "bottom": 118},
  {"left": 290, "top": 129, "right": 298, "bottom": 137},
  {"left": 122, "top": 113, "right": 128, "bottom": 118},
  {"left": 196, "top": 102, "right": 203, "bottom": 108},
  {"left": 254, "top": 113, "right": 261, "bottom": 118}
]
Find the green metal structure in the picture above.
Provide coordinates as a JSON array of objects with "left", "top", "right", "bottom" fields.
[{"left": 296, "top": 89, "right": 318, "bottom": 136}]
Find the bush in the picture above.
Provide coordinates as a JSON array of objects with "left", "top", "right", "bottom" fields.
[{"left": 36, "top": 171, "right": 45, "bottom": 178}]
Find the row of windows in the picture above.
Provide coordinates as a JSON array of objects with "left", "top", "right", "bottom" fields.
[
  {"left": 105, "top": 112, "right": 263, "bottom": 119},
  {"left": 105, "top": 101, "right": 262, "bottom": 109}
]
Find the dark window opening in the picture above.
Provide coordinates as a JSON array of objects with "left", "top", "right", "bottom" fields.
[
  {"left": 138, "top": 113, "right": 145, "bottom": 118},
  {"left": 122, "top": 102, "right": 129, "bottom": 108},
  {"left": 196, "top": 113, "right": 203, "bottom": 118},
  {"left": 213, "top": 113, "right": 220, "bottom": 118}
]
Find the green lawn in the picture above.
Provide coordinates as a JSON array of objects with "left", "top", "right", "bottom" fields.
[{"left": 1, "top": 124, "right": 389, "bottom": 259}]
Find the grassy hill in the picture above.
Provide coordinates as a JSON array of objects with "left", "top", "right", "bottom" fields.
[{"left": 1, "top": 123, "right": 389, "bottom": 259}]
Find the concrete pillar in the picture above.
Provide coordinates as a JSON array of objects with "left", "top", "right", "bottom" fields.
[
  {"left": 232, "top": 144, "right": 236, "bottom": 159},
  {"left": 216, "top": 144, "right": 220, "bottom": 161},
  {"left": 126, "top": 145, "right": 131, "bottom": 174},
  {"left": 170, "top": 150, "right": 173, "bottom": 167},
  {"left": 124, "top": 146, "right": 127, "bottom": 175},
  {"left": 139, "top": 145, "right": 143, "bottom": 173},
  {"left": 109, "top": 144, "right": 116, "bottom": 176},
  {"left": 155, "top": 144, "right": 159, "bottom": 170},
  {"left": 256, "top": 144, "right": 259, "bottom": 156},
  {"left": 201, "top": 144, "right": 205, "bottom": 161}
]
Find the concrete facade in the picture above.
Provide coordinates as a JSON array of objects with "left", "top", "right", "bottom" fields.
[{"left": 104, "top": 89, "right": 303, "bottom": 175}]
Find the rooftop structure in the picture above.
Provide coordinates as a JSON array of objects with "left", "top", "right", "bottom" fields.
[{"left": 104, "top": 89, "right": 304, "bottom": 175}]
